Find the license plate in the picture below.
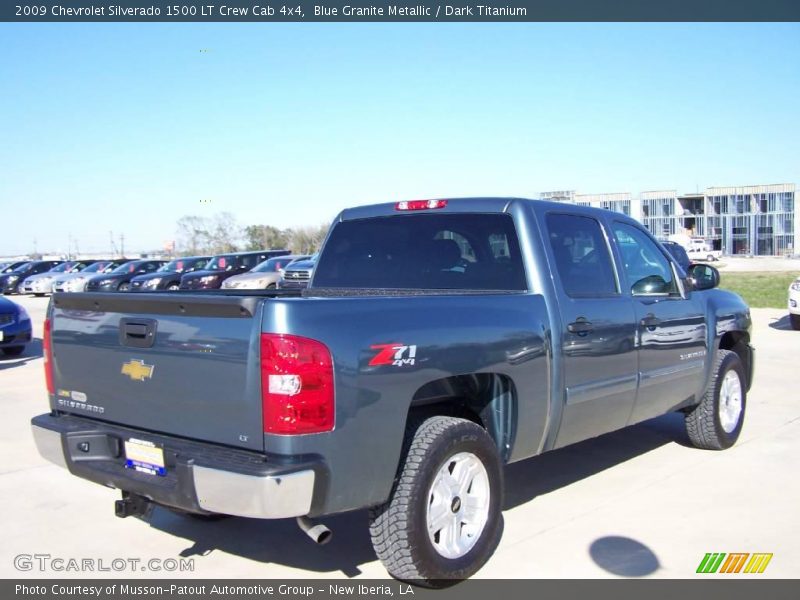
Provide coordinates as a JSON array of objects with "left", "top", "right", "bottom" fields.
[{"left": 124, "top": 438, "right": 166, "bottom": 476}]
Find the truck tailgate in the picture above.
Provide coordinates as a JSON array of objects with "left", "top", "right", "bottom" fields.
[{"left": 48, "top": 293, "right": 265, "bottom": 452}]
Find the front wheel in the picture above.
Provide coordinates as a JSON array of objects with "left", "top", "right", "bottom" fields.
[
  {"left": 685, "top": 350, "right": 746, "bottom": 450},
  {"left": 167, "top": 283, "right": 180, "bottom": 291},
  {"left": 369, "top": 416, "right": 503, "bottom": 587},
  {"left": 2, "top": 346, "right": 25, "bottom": 357},
  {"left": 790, "top": 314, "right": 800, "bottom": 331},
  {"left": 118, "top": 282, "right": 131, "bottom": 292}
]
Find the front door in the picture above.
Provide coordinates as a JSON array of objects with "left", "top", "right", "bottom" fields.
[{"left": 610, "top": 221, "right": 708, "bottom": 424}]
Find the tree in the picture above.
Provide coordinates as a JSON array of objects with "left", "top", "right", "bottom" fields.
[
  {"left": 244, "top": 225, "right": 288, "bottom": 250},
  {"left": 176, "top": 215, "right": 212, "bottom": 255},
  {"left": 286, "top": 224, "right": 330, "bottom": 255},
  {"left": 209, "top": 212, "right": 242, "bottom": 254}
]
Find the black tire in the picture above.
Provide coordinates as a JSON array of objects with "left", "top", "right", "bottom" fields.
[
  {"left": 369, "top": 416, "right": 503, "bottom": 587},
  {"left": 118, "top": 282, "right": 131, "bottom": 292},
  {"left": 2, "top": 346, "right": 25, "bottom": 357},
  {"left": 790, "top": 314, "right": 800, "bottom": 331},
  {"left": 266, "top": 283, "right": 276, "bottom": 290},
  {"left": 685, "top": 350, "right": 746, "bottom": 450},
  {"left": 167, "top": 283, "right": 180, "bottom": 291}
]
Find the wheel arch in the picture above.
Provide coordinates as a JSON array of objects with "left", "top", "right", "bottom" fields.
[
  {"left": 717, "top": 330, "right": 753, "bottom": 391},
  {"left": 406, "top": 373, "right": 518, "bottom": 463}
]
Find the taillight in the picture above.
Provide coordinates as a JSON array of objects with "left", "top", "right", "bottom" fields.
[
  {"left": 43, "top": 318, "right": 54, "bottom": 395},
  {"left": 395, "top": 199, "right": 448, "bottom": 211},
  {"left": 261, "top": 333, "right": 334, "bottom": 434}
]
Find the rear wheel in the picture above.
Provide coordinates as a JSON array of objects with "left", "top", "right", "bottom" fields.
[
  {"left": 791, "top": 314, "right": 800, "bottom": 331},
  {"left": 2, "top": 346, "right": 25, "bottom": 357},
  {"left": 369, "top": 416, "right": 503, "bottom": 587},
  {"left": 685, "top": 350, "right": 746, "bottom": 450},
  {"left": 167, "top": 283, "right": 180, "bottom": 291},
  {"left": 118, "top": 282, "right": 131, "bottom": 292}
]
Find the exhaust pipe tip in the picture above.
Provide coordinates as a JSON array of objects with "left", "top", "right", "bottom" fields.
[{"left": 296, "top": 516, "right": 332, "bottom": 545}]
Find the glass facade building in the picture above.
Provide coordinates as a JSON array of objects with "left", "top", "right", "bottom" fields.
[{"left": 542, "top": 183, "right": 797, "bottom": 256}]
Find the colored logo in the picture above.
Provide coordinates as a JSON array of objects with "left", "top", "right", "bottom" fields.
[
  {"left": 696, "top": 553, "right": 773, "bottom": 574},
  {"left": 369, "top": 343, "right": 418, "bottom": 367},
  {"left": 121, "top": 359, "right": 155, "bottom": 382}
]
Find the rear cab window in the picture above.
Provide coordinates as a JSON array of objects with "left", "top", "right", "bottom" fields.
[
  {"left": 546, "top": 213, "right": 619, "bottom": 298},
  {"left": 313, "top": 213, "right": 527, "bottom": 291}
]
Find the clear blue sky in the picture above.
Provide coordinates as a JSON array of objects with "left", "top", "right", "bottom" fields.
[{"left": 1, "top": 23, "right": 798, "bottom": 256}]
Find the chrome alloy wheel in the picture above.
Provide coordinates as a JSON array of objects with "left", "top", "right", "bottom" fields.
[
  {"left": 719, "top": 369, "right": 743, "bottom": 434},
  {"left": 426, "top": 451, "right": 490, "bottom": 559}
]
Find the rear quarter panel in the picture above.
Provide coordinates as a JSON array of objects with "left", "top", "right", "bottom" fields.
[{"left": 262, "top": 293, "right": 550, "bottom": 516}]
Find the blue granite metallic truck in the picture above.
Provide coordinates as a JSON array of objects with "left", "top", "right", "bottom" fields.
[{"left": 31, "top": 198, "right": 754, "bottom": 585}]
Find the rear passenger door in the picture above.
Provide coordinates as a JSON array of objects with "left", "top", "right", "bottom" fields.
[
  {"left": 610, "top": 221, "right": 707, "bottom": 423},
  {"left": 545, "top": 213, "right": 639, "bottom": 448}
]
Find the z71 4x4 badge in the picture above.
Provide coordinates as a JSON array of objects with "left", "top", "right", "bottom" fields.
[{"left": 369, "top": 343, "right": 418, "bottom": 367}]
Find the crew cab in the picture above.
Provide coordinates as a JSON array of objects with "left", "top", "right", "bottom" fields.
[{"left": 31, "top": 198, "right": 754, "bottom": 585}]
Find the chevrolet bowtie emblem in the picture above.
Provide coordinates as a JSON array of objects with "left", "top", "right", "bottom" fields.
[{"left": 121, "top": 359, "right": 155, "bottom": 382}]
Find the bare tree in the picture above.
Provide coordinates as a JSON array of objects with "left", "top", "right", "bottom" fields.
[
  {"left": 176, "top": 215, "right": 212, "bottom": 255},
  {"left": 209, "top": 212, "right": 242, "bottom": 254}
]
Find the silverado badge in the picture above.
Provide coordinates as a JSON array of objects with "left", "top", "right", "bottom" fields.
[{"left": 121, "top": 359, "right": 155, "bottom": 382}]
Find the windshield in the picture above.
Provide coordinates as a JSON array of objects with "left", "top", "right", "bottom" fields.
[
  {"left": 78, "top": 261, "right": 111, "bottom": 274},
  {"left": 252, "top": 257, "right": 290, "bottom": 273},
  {"left": 157, "top": 260, "right": 181, "bottom": 273},
  {"left": 49, "top": 262, "right": 73, "bottom": 273},
  {"left": 205, "top": 255, "right": 236, "bottom": 271},
  {"left": 12, "top": 262, "right": 33, "bottom": 273},
  {"left": 111, "top": 261, "right": 139, "bottom": 274}
]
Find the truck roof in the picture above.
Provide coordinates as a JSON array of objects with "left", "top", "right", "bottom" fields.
[{"left": 337, "top": 197, "right": 637, "bottom": 224}]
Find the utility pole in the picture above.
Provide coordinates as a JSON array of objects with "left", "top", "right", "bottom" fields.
[
  {"left": 67, "top": 233, "right": 72, "bottom": 260},
  {"left": 33, "top": 237, "right": 38, "bottom": 257},
  {"left": 110, "top": 231, "right": 117, "bottom": 256},
  {"left": 120, "top": 233, "right": 125, "bottom": 258}
]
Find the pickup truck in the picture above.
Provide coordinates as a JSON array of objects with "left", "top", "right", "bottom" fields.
[{"left": 31, "top": 198, "right": 754, "bottom": 585}]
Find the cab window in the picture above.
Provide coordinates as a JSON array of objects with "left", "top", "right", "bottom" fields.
[
  {"left": 546, "top": 214, "right": 618, "bottom": 297},
  {"left": 613, "top": 222, "right": 678, "bottom": 296}
]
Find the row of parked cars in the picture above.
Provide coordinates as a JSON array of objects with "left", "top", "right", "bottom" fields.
[{"left": 0, "top": 250, "right": 320, "bottom": 297}]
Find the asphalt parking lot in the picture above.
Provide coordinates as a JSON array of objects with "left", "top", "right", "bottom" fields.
[{"left": 1, "top": 294, "right": 798, "bottom": 579}]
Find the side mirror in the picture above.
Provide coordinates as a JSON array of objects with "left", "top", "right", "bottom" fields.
[
  {"left": 687, "top": 263, "right": 720, "bottom": 291},
  {"left": 631, "top": 274, "right": 671, "bottom": 295}
]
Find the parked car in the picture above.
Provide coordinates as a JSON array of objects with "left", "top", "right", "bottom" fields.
[
  {"left": 20, "top": 260, "right": 98, "bottom": 296},
  {"left": 661, "top": 241, "right": 691, "bottom": 273},
  {"left": 278, "top": 254, "right": 318, "bottom": 290},
  {"left": 179, "top": 250, "right": 290, "bottom": 290},
  {"left": 1, "top": 260, "right": 62, "bottom": 295},
  {"left": 85, "top": 260, "right": 167, "bottom": 292},
  {"left": 32, "top": 198, "right": 754, "bottom": 585},
  {"left": 0, "top": 296, "right": 32, "bottom": 356},
  {"left": 1, "top": 261, "right": 30, "bottom": 274},
  {"left": 222, "top": 255, "right": 310, "bottom": 290},
  {"left": 129, "top": 256, "right": 211, "bottom": 292},
  {"left": 51, "top": 260, "right": 123, "bottom": 293},
  {"left": 789, "top": 276, "right": 800, "bottom": 330},
  {"left": 687, "top": 247, "right": 722, "bottom": 262}
]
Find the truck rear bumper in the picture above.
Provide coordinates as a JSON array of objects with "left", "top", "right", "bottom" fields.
[{"left": 31, "top": 413, "right": 322, "bottom": 520}]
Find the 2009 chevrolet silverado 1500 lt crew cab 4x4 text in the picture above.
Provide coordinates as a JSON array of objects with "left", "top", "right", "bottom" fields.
[{"left": 32, "top": 198, "right": 754, "bottom": 585}]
